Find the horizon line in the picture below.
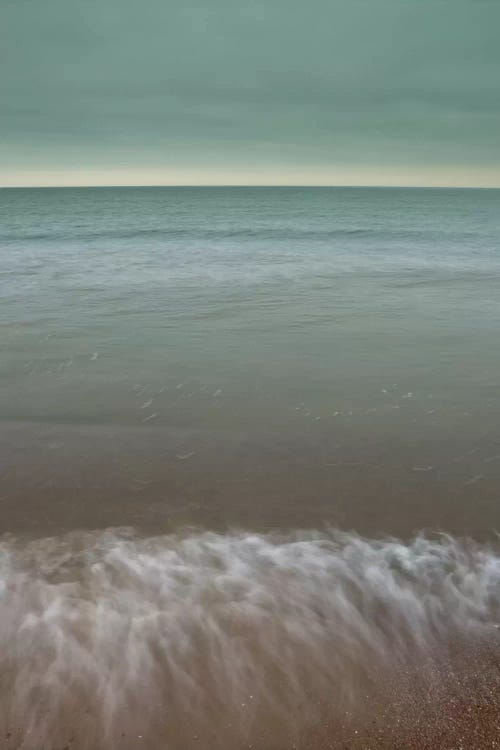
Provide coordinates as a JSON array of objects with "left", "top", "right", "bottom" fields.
[{"left": 2, "top": 183, "right": 500, "bottom": 190}]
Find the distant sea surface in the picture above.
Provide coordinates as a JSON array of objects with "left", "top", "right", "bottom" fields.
[{"left": 1, "top": 187, "right": 500, "bottom": 749}]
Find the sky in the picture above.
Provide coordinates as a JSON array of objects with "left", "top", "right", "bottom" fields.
[{"left": 1, "top": 0, "right": 500, "bottom": 187}]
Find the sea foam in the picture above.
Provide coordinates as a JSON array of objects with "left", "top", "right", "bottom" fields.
[{"left": 1, "top": 528, "right": 499, "bottom": 748}]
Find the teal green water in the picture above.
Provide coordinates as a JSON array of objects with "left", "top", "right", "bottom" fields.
[{"left": 1, "top": 187, "right": 500, "bottom": 435}]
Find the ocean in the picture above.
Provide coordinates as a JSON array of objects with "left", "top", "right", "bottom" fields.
[{"left": 1, "top": 186, "right": 500, "bottom": 748}]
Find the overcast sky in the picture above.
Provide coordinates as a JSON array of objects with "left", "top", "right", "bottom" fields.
[{"left": 1, "top": 0, "right": 500, "bottom": 186}]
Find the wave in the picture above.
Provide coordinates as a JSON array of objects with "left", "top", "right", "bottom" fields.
[
  {"left": 0, "top": 226, "right": 479, "bottom": 244},
  {"left": 0, "top": 226, "right": 379, "bottom": 244},
  {"left": 1, "top": 528, "right": 500, "bottom": 748}
]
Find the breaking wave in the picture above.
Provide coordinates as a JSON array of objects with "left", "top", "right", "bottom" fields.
[{"left": 1, "top": 528, "right": 500, "bottom": 748}]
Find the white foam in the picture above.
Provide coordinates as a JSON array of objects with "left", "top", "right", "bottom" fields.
[{"left": 1, "top": 528, "right": 499, "bottom": 747}]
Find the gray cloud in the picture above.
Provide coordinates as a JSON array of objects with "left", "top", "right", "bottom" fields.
[{"left": 1, "top": 0, "right": 499, "bottom": 183}]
